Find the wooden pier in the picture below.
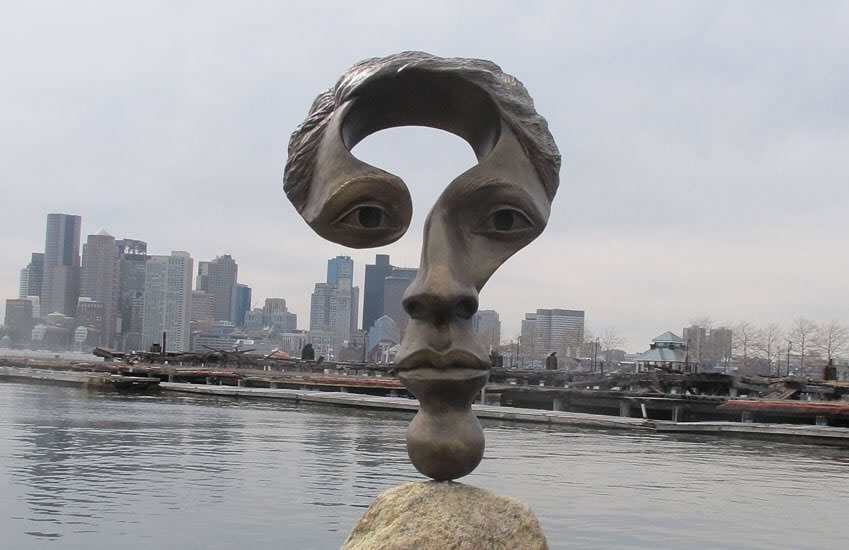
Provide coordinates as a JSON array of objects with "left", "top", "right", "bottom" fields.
[
  {"left": 160, "top": 382, "right": 652, "bottom": 430},
  {"left": 0, "top": 366, "right": 160, "bottom": 391},
  {"left": 160, "top": 382, "right": 849, "bottom": 445}
]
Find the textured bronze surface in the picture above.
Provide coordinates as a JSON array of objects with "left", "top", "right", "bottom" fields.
[{"left": 284, "top": 51, "right": 560, "bottom": 480}]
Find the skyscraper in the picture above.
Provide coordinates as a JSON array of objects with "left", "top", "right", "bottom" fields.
[
  {"left": 363, "top": 254, "right": 392, "bottom": 332},
  {"left": 521, "top": 309, "right": 585, "bottom": 366},
  {"left": 327, "top": 255, "right": 353, "bottom": 285},
  {"left": 309, "top": 256, "right": 360, "bottom": 352},
  {"left": 142, "top": 251, "right": 193, "bottom": 352},
  {"left": 116, "top": 239, "right": 147, "bottom": 349},
  {"left": 80, "top": 230, "right": 119, "bottom": 346},
  {"left": 18, "top": 253, "right": 44, "bottom": 299},
  {"left": 473, "top": 310, "right": 501, "bottom": 352},
  {"left": 203, "top": 255, "right": 238, "bottom": 323},
  {"left": 41, "top": 213, "right": 81, "bottom": 316},
  {"left": 233, "top": 284, "right": 252, "bottom": 327}
]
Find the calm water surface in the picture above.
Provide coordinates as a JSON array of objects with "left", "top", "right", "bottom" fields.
[{"left": 1, "top": 381, "right": 847, "bottom": 549}]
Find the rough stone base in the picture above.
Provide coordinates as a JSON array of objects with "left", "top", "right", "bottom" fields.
[{"left": 342, "top": 481, "right": 548, "bottom": 550}]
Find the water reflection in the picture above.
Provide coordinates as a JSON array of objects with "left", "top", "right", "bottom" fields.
[{"left": 0, "top": 381, "right": 847, "bottom": 550}]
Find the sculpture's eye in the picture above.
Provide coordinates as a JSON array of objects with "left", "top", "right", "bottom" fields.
[
  {"left": 476, "top": 208, "right": 535, "bottom": 236},
  {"left": 337, "top": 204, "right": 395, "bottom": 230}
]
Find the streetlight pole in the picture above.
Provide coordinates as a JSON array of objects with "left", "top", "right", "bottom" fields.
[{"left": 786, "top": 341, "right": 792, "bottom": 377}]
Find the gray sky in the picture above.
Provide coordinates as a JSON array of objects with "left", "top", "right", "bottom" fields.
[{"left": 1, "top": 1, "right": 847, "bottom": 352}]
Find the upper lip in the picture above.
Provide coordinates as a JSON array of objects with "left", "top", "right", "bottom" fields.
[{"left": 393, "top": 348, "right": 490, "bottom": 372}]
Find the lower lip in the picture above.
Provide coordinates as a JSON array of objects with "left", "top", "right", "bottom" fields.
[{"left": 396, "top": 366, "right": 489, "bottom": 381}]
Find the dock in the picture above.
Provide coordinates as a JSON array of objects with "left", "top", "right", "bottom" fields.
[
  {"left": 160, "top": 382, "right": 652, "bottom": 430},
  {"left": 160, "top": 382, "right": 849, "bottom": 445},
  {"left": 0, "top": 366, "right": 160, "bottom": 391}
]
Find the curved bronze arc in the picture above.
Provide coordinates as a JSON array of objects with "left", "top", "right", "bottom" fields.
[{"left": 283, "top": 51, "right": 560, "bottom": 249}]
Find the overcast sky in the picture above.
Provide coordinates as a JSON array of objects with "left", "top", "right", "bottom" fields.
[{"left": 1, "top": 1, "right": 847, "bottom": 351}]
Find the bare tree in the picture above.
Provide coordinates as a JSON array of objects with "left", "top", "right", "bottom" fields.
[
  {"left": 733, "top": 321, "right": 761, "bottom": 370},
  {"left": 789, "top": 317, "right": 816, "bottom": 372},
  {"left": 599, "top": 328, "right": 626, "bottom": 368},
  {"left": 755, "top": 323, "right": 783, "bottom": 375},
  {"left": 815, "top": 319, "right": 849, "bottom": 363}
]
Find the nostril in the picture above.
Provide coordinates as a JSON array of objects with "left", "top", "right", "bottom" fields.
[
  {"left": 405, "top": 299, "right": 426, "bottom": 319},
  {"left": 454, "top": 297, "right": 478, "bottom": 319}
]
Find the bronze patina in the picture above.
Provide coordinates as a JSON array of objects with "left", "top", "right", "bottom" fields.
[{"left": 284, "top": 51, "right": 560, "bottom": 481}]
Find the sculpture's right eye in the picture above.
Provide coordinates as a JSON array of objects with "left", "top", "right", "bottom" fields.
[{"left": 336, "top": 204, "right": 395, "bottom": 230}]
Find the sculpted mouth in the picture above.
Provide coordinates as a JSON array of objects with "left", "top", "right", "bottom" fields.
[{"left": 394, "top": 348, "right": 490, "bottom": 373}]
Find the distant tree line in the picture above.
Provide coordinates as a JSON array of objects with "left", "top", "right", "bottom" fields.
[{"left": 688, "top": 316, "right": 848, "bottom": 376}]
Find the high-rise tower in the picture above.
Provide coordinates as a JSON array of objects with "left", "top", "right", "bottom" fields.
[
  {"left": 80, "top": 230, "right": 119, "bottom": 346},
  {"left": 142, "top": 251, "right": 193, "bottom": 352},
  {"left": 40, "top": 213, "right": 82, "bottom": 316}
]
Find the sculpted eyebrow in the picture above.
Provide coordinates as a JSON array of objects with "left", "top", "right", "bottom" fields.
[{"left": 455, "top": 177, "right": 518, "bottom": 198}]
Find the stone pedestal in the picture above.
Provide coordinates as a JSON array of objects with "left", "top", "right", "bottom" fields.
[{"left": 342, "top": 481, "right": 548, "bottom": 550}]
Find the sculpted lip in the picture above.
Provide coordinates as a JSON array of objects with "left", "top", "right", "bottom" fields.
[{"left": 394, "top": 348, "right": 490, "bottom": 372}]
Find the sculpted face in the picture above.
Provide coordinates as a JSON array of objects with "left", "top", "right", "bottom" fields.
[{"left": 284, "top": 52, "right": 560, "bottom": 481}]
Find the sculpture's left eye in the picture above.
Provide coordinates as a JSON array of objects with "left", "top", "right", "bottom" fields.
[
  {"left": 476, "top": 208, "right": 535, "bottom": 236},
  {"left": 337, "top": 204, "right": 395, "bottom": 230}
]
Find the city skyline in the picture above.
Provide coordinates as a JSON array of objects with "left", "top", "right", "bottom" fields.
[
  {"left": 4, "top": 213, "right": 846, "bottom": 359},
  {"left": 1, "top": 3, "right": 848, "bottom": 349}
]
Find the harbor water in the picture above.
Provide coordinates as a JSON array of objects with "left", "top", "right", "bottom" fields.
[{"left": 0, "top": 381, "right": 846, "bottom": 549}]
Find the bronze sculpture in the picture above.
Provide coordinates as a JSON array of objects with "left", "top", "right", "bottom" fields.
[{"left": 284, "top": 51, "right": 560, "bottom": 481}]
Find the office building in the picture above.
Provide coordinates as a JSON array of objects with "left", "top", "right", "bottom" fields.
[
  {"left": 4, "top": 298, "right": 34, "bottom": 344},
  {"left": 116, "top": 239, "right": 147, "bottom": 349},
  {"left": 141, "top": 251, "right": 193, "bottom": 352},
  {"left": 473, "top": 310, "right": 501, "bottom": 352},
  {"left": 521, "top": 309, "right": 585, "bottom": 366},
  {"left": 233, "top": 284, "right": 251, "bottom": 327},
  {"left": 309, "top": 257, "right": 359, "bottom": 352},
  {"left": 41, "top": 213, "right": 82, "bottom": 316},
  {"left": 198, "top": 254, "right": 238, "bottom": 323},
  {"left": 18, "top": 253, "right": 44, "bottom": 299},
  {"left": 363, "top": 254, "right": 392, "bottom": 332},
  {"left": 80, "top": 230, "right": 119, "bottom": 346}
]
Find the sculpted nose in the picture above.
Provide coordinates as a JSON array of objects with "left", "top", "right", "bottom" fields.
[{"left": 402, "top": 273, "right": 479, "bottom": 325}]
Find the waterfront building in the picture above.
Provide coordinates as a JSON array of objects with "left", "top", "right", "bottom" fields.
[
  {"left": 233, "top": 284, "right": 251, "bottom": 327},
  {"left": 4, "top": 298, "right": 34, "bottom": 344},
  {"left": 41, "top": 213, "right": 82, "bottom": 316},
  {"left": 116, "top": 239, "right": 147, "bottom": 350},
  {"left": 191, "top": 321, "right": 238, "bottom": 351},
  {"left": 18, "top": 253, "right": 44, "bottom": 299},
  {"left": 80, "top": 230, "right": 119, "bottom": 346},
  {"left": 362, "top": 254, "right": 392, "bottom": 332},
  {"left": 197, "top": 255, "right": 238, "bottom": 323},
  {"left": 635, "top": 331, "right": 698, "bottom": 373},
  {"left": 141, "top": 251, "right": 193, "bottom": 353},
  {"left": 473, "top": 310, "right": 501, "bottom": 352},
  {"left": 520, "top": 309, "right": 585, "bottom": 366}
]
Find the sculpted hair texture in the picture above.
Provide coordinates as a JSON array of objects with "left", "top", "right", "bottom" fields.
[{"left": 284, "top": 51, "right": 561, "bottom": 212}]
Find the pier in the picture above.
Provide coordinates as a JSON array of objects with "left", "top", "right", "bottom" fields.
[
  {"left": 0, "top": 365, "right": 160, "bottom": 390},
  {"left": 160, "top": 382, "right": 849, "bottom": 446}
]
